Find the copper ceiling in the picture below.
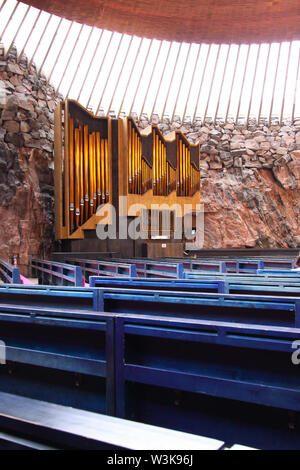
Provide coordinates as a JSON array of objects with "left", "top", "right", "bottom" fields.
[{"left": 21, "top": 0, "right": 300, "bottom": 44}]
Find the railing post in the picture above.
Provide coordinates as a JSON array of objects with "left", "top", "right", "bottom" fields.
[
  {"left": 177, "top": 263, "right": 184, "bottom": 279},
  {"left": 235, "top": 261, "right": 239, "bottom": 273},
  {"left": 220, "top": 262, "right": 227, "bottom": 273},
  {"left": 130, "top": 265, "right": 137, "bottom": 278},
  {"left": 93, "top": 288, "right": 104, "bottom": 311},
  {"left": 12, "top": 267, "right": 21, "bottom": 284},
  {"left": 258, "top": 260, "right": 265, "bottom": 270},
  {"left": 218, "top": 281, "right": 225, "bottom": 293},
  {"left": 74, "top": 266, "right": 84, "bottom": 287}
]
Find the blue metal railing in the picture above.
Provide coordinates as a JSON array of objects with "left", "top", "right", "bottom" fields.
[
  {"left": 31, "top": 259, "right": 83, "bottom": 286},
  {"left": 65, "top": 258, "right": 137, "bottom": 280},
  {"left": 0, "top": 259, "right": 21, "bottom": 284}
]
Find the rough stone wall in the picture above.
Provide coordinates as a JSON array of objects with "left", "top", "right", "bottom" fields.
[
  {"left": 0, "top": 44, "right": 62, "bottom": 274},
  {"left": 0, "top": 42, "right": 299, "bottom": 269},
  {"left": 136, "top": 116, "right": 300, "bottom": 248}
]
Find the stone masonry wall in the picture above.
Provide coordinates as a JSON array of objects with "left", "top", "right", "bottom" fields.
[
  {"left": 136, "top": 115, "right": 300, "bottom": 248},
  {"left": 0, "top": 44, "right": 62, "bottom": 274}
]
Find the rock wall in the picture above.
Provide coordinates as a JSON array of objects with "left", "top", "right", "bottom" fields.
[
  {"left": 136, "top": 116, "right": 300, "bottom": 248},
  {"left": 0, "top": 41, "right": 299, "bottom": 270},
  {"left": 0, "top": 44, "right": 62, "bottom": 274}
]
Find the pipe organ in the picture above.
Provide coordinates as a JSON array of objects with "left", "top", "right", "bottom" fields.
[
  {"left": 55, "top": 103, "right": 200, "bottom": 241},
  {"left": 54, "top": 100, "right": 111, "bottom": 239},
  {"left": 176, "top": 132, "right": 200, "bottom": 197}
]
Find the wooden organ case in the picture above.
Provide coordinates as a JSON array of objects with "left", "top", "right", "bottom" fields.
[
  {"left": 54, "top": 103, "right": 200, "bottom": 255},
  {"left": 118, "top": 118, "right": 201, "bottom": 255},
  {"left": 54, "top": 100, "right": 112, "bottom": 240}
]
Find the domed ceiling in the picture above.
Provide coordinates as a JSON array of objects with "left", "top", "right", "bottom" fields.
[{"left": 21, "top": 0, "right": 300, "bottom": 44}]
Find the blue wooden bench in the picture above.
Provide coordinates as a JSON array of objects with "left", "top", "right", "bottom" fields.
[
  {"left": 0, "top": 392, "right": 229, "bottom": 450},
  {"left": 257, "top": 269, "right": 300, "bottom": 277},
  {"left": 1, "top": 283, "right": 300, "bottom": 328},
  {"left": 185, "top": 270, "right": 300, "bottom": 280},
  {"left": 31, "top": 259, "right": 83, "bottom": 286},
  {"left": 110, "top": 258, "right": 186, "bottom": 278},
  {"left": 113, "top": 257, "right": 295, "bottom": 274},
  {"left": 131, "top": 260, "right": 185, "bottom": 278},
  {"left": 0, "top": 305, "right": 115, "bottom": 415},
  {"left": 0, "top": 284, "right": 96, "bottom": 311},
  {"left": 115, "top": 313, "right": 300, "bottom": 449},
  {"left": 0, "top": 284, "right": 294, "bottom": 449},
  {"left": 0, "top": 259, "right": 21, "bottom": 284},
  {"left": 89, "top": 275, "right": 300, "bottom": 297},
  {"left": 94, "top": 286, "right": 300, "bottom": 328}
]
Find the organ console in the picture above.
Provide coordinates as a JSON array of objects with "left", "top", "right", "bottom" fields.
[{"left": 55, "top": 102, "right": 200, "bottom": 241}]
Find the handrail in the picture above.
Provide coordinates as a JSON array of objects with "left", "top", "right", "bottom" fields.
[
  {"left": 64, "top": 258, "right": 137, "bottom": 279},
  {"left": 31, "top": 259, "right": 83, "bottom": 286},
  {"left": 0, "top": 259, "right": 21, "bottom": 284}
]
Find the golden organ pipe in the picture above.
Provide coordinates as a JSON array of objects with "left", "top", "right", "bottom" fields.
[
  {"left": 130, "top": 126, "right": 133, "bottom": 193},
  {"left": 152, "top": 130, "right": 156, "bottom": 195},
  {"left": 101, "top": 137, "right": 105, "bottom": 203},
  {"left": 128, "top": 122, "right": 132, "bottom": 193},
  {"left": 139, "top": 137, "right": 142, "bottom": 194},
  {"left": 79, "top": 124, "right": 84, "bottom": 225},
  {"left": 183, "top": 144, "right": 188, "bottom": 196},
  {"left": 105, "top": 138, "right": 109, "bottom": 202},
  {"left": 135, "top": 130, "right": 138, "bottom": 194},
  {"left": 180, "top": 139, "right": 183, "bottom": 196},
  {"left": 134, "top": 130, "right": 137, "bottom": 194},
  {"left": 96, "top": 132, "right": 101, "bottom": 207},
  {"left": 159, "top": 139, "right": 162, "bottom": 195},
  {"left": 156, "top": 134, "right": 159, "bottom": 195},
  {"left": 162, "top": 142, "right": 164, "bottom": 194},
  {"left": 189, "top": 150, "right": 191, "bottom": 196},
  {"left": 157, "top": 136, "right": 160, "bottom": 195},
  {"left": 136, "top": 134, "right": 139, "bottom": 194},
  {"left": 93, "top": 132, "right": 97, "bottom": 209},
  {"left": 83, "top": 125, "right": 89, "bottom": 221},
  {"left": 167, "top": 162, "right": 169, "bottom": 195},
  {"left": 132, "top": 127, "right": 135, "bottom": 193},
  {"left": 74, "top": 127, "right": 80, "bottom": 228},
  {"left": 89, "top": 133, "right": 94, "bottom": 216},
  {"left": 183, "top": 144, "right": 185, "bottom": 196},
  {"left": 164, "top": 145, "right": 166, "bottom": 195},
  {"left": 176, "top": 135, "right": 179, "bottom": 196},
  {"left": 139, "top": 134, "right": 141, "bottom": 194},
  {"left": 69, "top": 117, "right": 75, "bottom": 231}
]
